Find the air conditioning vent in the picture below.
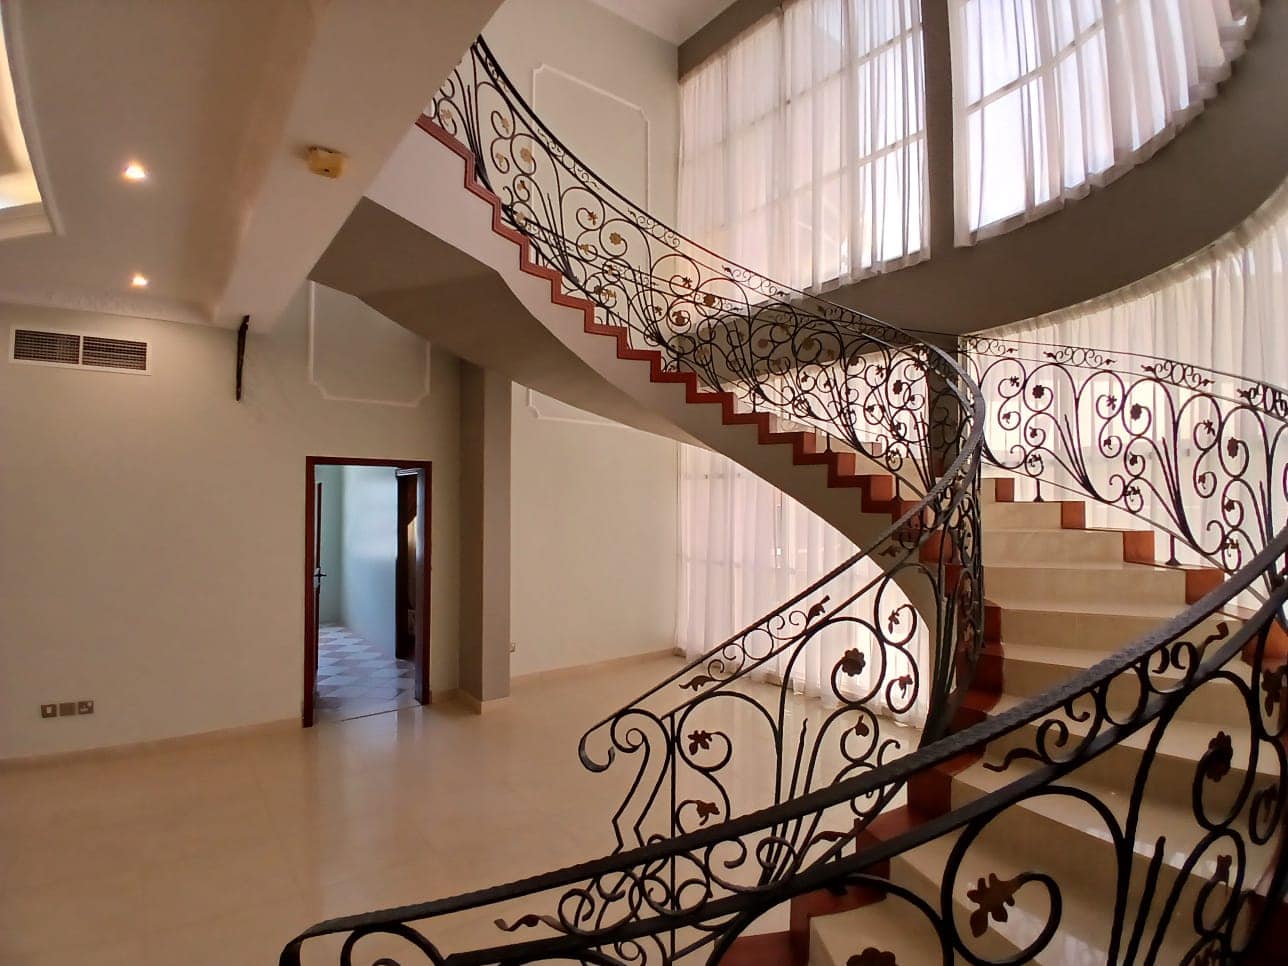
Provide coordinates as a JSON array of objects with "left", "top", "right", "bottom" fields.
[
  {"left": 82, "top": 336, "right": 147, "bottom": 370},
  {"left": 13, "top": 328, "right": 80, "bottom": 364},
  {"left": 10, "top": 327, "right": 150, "bottom": 373}
]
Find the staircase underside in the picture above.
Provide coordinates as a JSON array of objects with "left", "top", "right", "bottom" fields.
[{"left": 313, "top": 198, "right": 699, "bottom": 444}]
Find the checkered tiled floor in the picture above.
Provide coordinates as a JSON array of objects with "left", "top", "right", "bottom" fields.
[{"left": 315, "top": 624, "right": 416, "bottom": 723}]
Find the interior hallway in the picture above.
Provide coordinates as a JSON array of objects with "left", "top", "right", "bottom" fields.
[{"left": 314, "top": 623, "right": 416, "bottom": 723}]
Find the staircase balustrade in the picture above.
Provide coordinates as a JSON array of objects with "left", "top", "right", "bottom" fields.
[
  {"left": 280, "top": 37, "right": 1288, "bottom": 966},
  {"left": 964, "top": 335, "right": 1288, "bottom": 595}
]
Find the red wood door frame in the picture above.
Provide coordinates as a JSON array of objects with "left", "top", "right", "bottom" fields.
[{"left": 303, "top": 456, "right": 433, "bottom": 726}]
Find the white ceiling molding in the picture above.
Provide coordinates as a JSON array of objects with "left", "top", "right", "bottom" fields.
[
  {"left": 0, "top": 201, "right": 50, "bottom": 241},
  {"left": 525, "top": 387, "right": 640, "bottom": 432},
  {"left": 0, "top": 1, "right": 60, "bottom": 238},
  {"left": 306, "top": 282, "right": 431, "bottom": 407},
  {"left": 531, "top": 63, "right": 650, "bottom": 209},
  {"left": 586, "top": 0, "right": 740, "bottom": 45},
  {"left": 0, "top": 281, "right": 206, "bottom": 326}
]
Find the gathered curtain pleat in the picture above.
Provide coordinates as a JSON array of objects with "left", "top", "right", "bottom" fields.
[
  {"left": 678, "top": 0, "right": 928, "bottom": 292},
  {"left": 952, "top": 0, "right": 1260, "bottom": 244},
  {"left": 675, "top": 444, "right": 929, "bottom": 727}
]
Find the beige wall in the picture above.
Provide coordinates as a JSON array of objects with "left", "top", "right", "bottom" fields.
[
  {"left": 510, "top": 386, "right": 678, "bottom": 676},
  {"left": 459, "top": 363, "right": 513, "bottom": 703},
  {"left": 0, "top": 289, "right": 462, "bottom": 758},
  {"left": 485, "top": 0, "right": 680, "bottom": 221}
]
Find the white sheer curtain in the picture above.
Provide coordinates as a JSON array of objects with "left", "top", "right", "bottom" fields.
[
  {"left": 676, "top": 444, "right": 929, "bottom": 725},
  {"left": 678, "top": 0, "right": 928, "bottom": 292},
  {"left": 952, "top": 0, "right": 1260, "bottom": 244},
  {"left": 978, "top": 177, "right": 1288, "bottom": 583}
]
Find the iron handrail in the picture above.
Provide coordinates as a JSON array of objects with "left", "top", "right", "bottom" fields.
[{"left": 280, "top": 525, "right": 1288, "bottom": 963}]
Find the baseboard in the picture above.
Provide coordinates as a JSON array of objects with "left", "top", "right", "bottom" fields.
[
  {"left": 511, "top": 647, "right": 681, "bottom": 685},
  {"left": 0, "top": 716, "right": 298, "bottom": 770},
  {"left": 454, "top": 691, "right": 512, "bottom": 714}
]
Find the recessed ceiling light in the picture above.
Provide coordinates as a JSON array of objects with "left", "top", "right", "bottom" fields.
[
  {"left": 122, "top": 162, "right": 147, "bottom": 182},
  {"left": 130, "top": 273, "right": 149, "bottom": 288}
]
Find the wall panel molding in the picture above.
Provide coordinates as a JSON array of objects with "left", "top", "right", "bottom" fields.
[
  {"left": 531, "top": 62, "right": 651, "bottom": 208},
  {"left": 307, "top": 282, "right": 431, "bottom": 407}
]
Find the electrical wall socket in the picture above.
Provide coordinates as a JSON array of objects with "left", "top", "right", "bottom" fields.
[{"left": 40, "top": 700, "right": 94, "bottom": 719}]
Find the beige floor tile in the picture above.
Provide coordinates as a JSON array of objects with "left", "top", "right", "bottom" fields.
[
  {"left": 0, "top": 869, "right": 147, "bottom": 960},
  {"left": 138, "top": 834, "right": 302, "bottom": 934},
  {"left": 0, "top": 656, "right": 692, "bottom": 962},
  {"left": 143, "top": 894, "right": 309, "bottom": 966}
]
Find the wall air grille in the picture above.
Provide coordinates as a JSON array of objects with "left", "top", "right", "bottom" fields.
[
  {"left": 82, "top": 336, "right": 147, "bottom": 370},
  {"left": 10, "top": 328, "right": 150, "bottom": 373},
  {"left": 12, "top": 328, "right": 79, "bottom": 364}
]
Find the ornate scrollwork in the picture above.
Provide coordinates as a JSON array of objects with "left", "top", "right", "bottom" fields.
[
  {"left": 283, "top": 536, "right": 1287, "bottom": 966},
  {"left": 966, "top": 337, "right": 1288, "bottom": 592},
  {"left": 280, "top": 36, "right": 1287, "bottom": 966}
]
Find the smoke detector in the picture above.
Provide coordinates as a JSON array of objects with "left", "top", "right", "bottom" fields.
[{"left": 306, "top": 146, "right": 347, "bottom": 179}]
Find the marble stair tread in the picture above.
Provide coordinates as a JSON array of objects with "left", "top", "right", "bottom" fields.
[
  {"left": 982, "top": 528, "right": 1128, "bottom": 564},
  {"left": 950, "top": 756, "right": 1247, "bottom": 884},
  {"left": 809, "top": 892, "right": 948, "bottom": 966},
  {"left": 981, "top": 502, "right": 1066, "bottom": 529},
  {"left": 998, "top": 640, "right": 1253, "bottom": 726},
  {"left": 987, "top": 596, "right": 1194, "bottom": 619},
  {"left": 984, "top": 563, "right": 1186, "bottom": 608},
  {"left": 986, "top": 559, "right": 1172, "bottom": 572},
  {"left": 982, "top": 693, "right": 1277, "bottom": 778},
  {"left": 885, "top": 822, "right": 1197, "bottom": 965}
]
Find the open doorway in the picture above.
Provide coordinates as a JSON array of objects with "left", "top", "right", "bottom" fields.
[{"left": 303, "top": 457, "right": 432, "bottom": 726}]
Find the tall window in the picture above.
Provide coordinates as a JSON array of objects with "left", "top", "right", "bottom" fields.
[
  {"left": 679, "top": 0, "right": 927, "bottom": 292},
  {"left": 952, "top": 0, "right": 1260, "bottom": 243}
]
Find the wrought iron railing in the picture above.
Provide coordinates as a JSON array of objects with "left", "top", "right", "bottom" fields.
[
  {"left": 426, "top": 37, "right": 986, "bottom": 819},
  {"left": 280, "top": 35, "right": 1288, "bottom": 966},
  {"left": 280, "top": 532, "right": 1287, "bottom": 964},
  {"left": 963, "top": 335, "right": 1288, "bottom": 594}
]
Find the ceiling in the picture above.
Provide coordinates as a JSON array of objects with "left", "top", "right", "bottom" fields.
[
  {"left": 588, "top": 0, "right": 739, "bottom": 45},
  {"left": 0, "top": 0, "right": 501, "bottom": 329}
]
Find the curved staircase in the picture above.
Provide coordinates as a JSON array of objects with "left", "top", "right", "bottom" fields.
[
  {"left": 281, "top": 37, "right": 1287, "bottom": 966},
  {"left": 802, "top": 476, "right": 1278, "bottom": 965}
]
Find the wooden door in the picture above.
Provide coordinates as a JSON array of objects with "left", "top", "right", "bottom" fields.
[
  {"left": 304, "top": 478, "right": 325, "bottom": 726},
  {"left": 395, "top": 471, "right": 418, "bottom": 661}
]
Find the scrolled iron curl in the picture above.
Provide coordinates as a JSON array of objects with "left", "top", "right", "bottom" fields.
[{"left": 970, "top": 349, "right": 1285, "bottom": 589}]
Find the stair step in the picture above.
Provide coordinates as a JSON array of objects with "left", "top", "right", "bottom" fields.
[
  {"left": 983, "top": 528, "right": 1126, "bottom": 565},
  {"left": 992, "top": 603, "right": 1235, "bottom": 653},
  {"left": 889, "top": 822, "right": 1200, "bottom": 965},
  {"left": 998, "top": 641, "right": 1251, "bottom": 726},
  {"left": 810, "top": 895, "right": 946, "bottom": 966},
  {"left": 984, "top": 561, "right": 1186, "bottom": 609},
  {"left": 813, "top": 799, "right": 1221, "bottom": 966},
  {"left": 721, "top": 930, "right": 798, "bottom": 965},
  {"left": 980, "top": 692, "right": 1276, "bottom": 797},
  {"left": 982, "top": 501, "right": 1066, "bottom": 529},
  {"left": 948, "top": 759, "right": 1272, "bottom": 897}
]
